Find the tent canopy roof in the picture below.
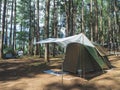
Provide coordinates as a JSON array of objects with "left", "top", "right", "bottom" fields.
[{"left": 35, "top": 33, "right": 94, "bottom": 47}]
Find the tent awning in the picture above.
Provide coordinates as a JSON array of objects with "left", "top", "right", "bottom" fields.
[{"left": 35, "top": 33, "right": 95, "bottom": 47}]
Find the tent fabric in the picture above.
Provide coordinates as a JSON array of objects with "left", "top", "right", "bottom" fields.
[
  {"left": 94, "top": 44, "right": 110, "bottom": 56},
  {"left": 85, "top": 46, "right": 108, "bottom": 69},
  {"left": 63, "top": 43, "right": 109, "bottom": 74},
  {"left": 35, "top": 33, "right": 95, "bottom": 48},
  {"left": 93, "top": 43, "right": 112, "bottom": 68}
]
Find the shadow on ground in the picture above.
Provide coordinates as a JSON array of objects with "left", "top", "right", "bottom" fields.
[
  {"left": 0, "top": 57, "right": 113, "bottom": 82},
  {"left": 44, "top": 72, "right": 120, "bottom": 90},
  {"left": 0, "top": 59, "right": 61, "bottom": 81},
  {"left": 0, "top": 55, "right": 120, "bottom": 90},
  {"left": 0, "top": 57, "right": 105, "bottom": 82},
  {"left": 44, "top": 79, "right": 97, "bottom": 90}
]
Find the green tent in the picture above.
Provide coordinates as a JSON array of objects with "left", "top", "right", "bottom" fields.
[
  {"left": 93, "top": 43, "right": 112, "bottom": 69},
  {"left": 63, "top": 43, "right": 112, "bottom": 75}
]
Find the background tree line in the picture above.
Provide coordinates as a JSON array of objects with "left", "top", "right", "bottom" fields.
[{"left": 0, "top": 0, "right": 120, "bottom": 61}]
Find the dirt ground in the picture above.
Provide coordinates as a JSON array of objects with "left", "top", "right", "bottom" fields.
[{"left": 0, "top": 55, "right": 120, "bottom": 90}]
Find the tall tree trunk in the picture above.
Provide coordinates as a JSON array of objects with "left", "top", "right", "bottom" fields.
[
  {"left": 94, "top": 0, "right": 98, "bottom": 42},
  {"left": 5, "top": 8, "right": 8, "bottom": 46},
  {"left": 81, "top": 0, "right": 84, "bottom": 33},
  {"left": 44, "top": 0, "right": 50, "bottom": 62},
  {"left": 65, "top": 0, "right": 70, "bottom": 36},
  {"left": 72, "top": 1, "right": 77, "bottom": 35},
  {"left": 90, "top": 0, "right": 93, "bottom": 42},
  {"left": 0, "top": 0, "right": 2, "bottom": 58},
  {"left": 29, "top": 0, "right": 33, "bottom": 55},
  {"left": 0, "top": 33, "right": 1, "bottom": 58},
  {"left": 13, "top": 0, "right": 17, "bottom": 51},
  {"left": 53, "top": 0, "right": 58, "bottom": 57},
  {"left": 68, "top": 0, "right": 71, "bottom": 36},
  {"left": 9, "top": 0, "right": 14, "bottom": 46},
  {"left": 0, "top": 0, "right": 2, "bottom": 23},
  {"left": 107, "top": 0, "right": 112, "bottom": 51},
  {"left": 1, "top": 0, "right": 7, "bottom": 58},
  {"left": 33, "top": 0, "right": 35, "bottom": 56},
  {"left": 70, "top": 0, "right": 74, "bottom": 35},
  {"left": 99, "top": 0, "right": 103, "bottom": 44},
  {"left": 36, "top": 0, "right": 40, "bottom": 55},
  {"left": 114, "top": 0, "right": 119, "bottom": 51}
]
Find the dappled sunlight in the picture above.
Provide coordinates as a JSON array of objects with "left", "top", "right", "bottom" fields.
[
  {"left": 0, "top": 58, "right": 58, "bottom": 81},
  {"left": 0, "top": 55, "right": 120, "bottom": 90},
  {"left": 89, "top": 78, "right": 120, "bottom": 90}
]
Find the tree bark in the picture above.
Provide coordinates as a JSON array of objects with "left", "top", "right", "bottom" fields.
[
  {"left": 81, "top": 0, "right": 84, "bottom": 33},
  {"left": 0, "top": 0, "right": 2, "bottom": 58},
  {"left": 36, "top": 0, "right": 40, "bottom": 55},
  {"left": 53, "top": 0, "right": 58, "bottom": 57},
  {"left": 13, "top": 0, "right": 17, "bottom": 51},
  {"left": 90, "top": 0, "right": 93, "bottom": 42},
  {"left": 99, "top": 0, "right": 103, "bottom": 44},
  {"left": 44, "top": 0, "right": 50, "bottom": 62},
  {"left": 65, "top": 0, "right": 70, "bottom": 36},
  {"left": 70, "top": 0, "right": 74, "bottom": 35},
  {"left": 94, "top": 0, "right": 98, "bottom": 42},
  {"left": 29, "top": 0, "right": 34, "bottom": 55},
  {"left": 5, "top": 8, "right": 8, "bottom": 46},
  {"left": 1, "top": 0, "right": 7, "bottom": 58},
  {"left": 9, "top": 0, "right": 14, "bottom": 46},
  {"left": 114, "top": 0, "right": 119, "bottom": 51},
  {"left": 0, "top": 0, "right": 2, "bottom": 22}
]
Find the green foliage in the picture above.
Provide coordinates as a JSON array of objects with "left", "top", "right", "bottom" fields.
[
  {"left": 16, "top": 31, "right": 29, "bottom": 41},
  {"left": 3, "top": 46, "right": 14, "bottom": 54},
  {"left": 16, "top": 0, "right": 35, "bottom": 28}
]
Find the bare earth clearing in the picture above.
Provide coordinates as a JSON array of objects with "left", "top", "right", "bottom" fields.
[{"left": 0, "top": 55, "right": 120, "bottom": 90}]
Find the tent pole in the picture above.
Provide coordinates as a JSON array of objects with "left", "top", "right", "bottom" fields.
[
  {"left": 82, "top": 34, "right": 85, "bottom": 78},
  {"left": 61, "top": 59, "right": 64, "bottom": 88}
]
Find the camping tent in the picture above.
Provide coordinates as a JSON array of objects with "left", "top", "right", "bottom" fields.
[
  {"left": 36, "top": 33, "right": 112, "bottom": 75},
  {"left": 63, "top": 43, "right": 112, "bottom": 75}
]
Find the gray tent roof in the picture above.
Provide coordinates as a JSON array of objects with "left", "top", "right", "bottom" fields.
[{"left": 35, "top": 33, "right": 94, "bottom": 48}]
